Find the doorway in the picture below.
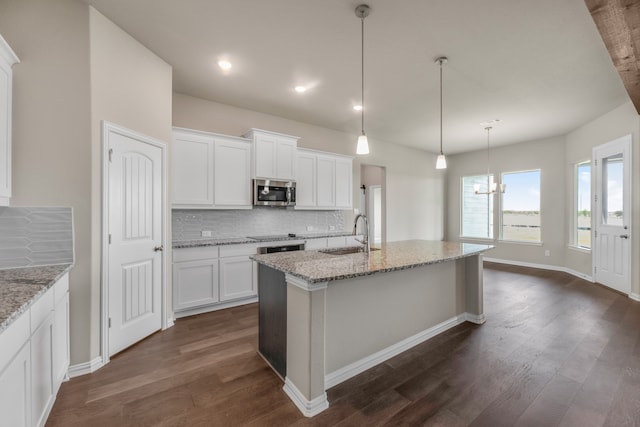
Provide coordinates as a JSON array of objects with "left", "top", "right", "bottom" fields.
[
  {"left": 360, "top": 164, "right": 386, "bottom": 244},
  {"left": 593, "top": 134, "right": 631, "bottom": 295},
  {"left": 102, "top": 121, "right": 167, "bottom": 362}
]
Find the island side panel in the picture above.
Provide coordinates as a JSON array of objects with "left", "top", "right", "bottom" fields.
[
  {"left": 464, "top": 254, "right": 485, "bottom": 323},
  {"left": 286, "top": 283, "right": 326, "bottom": 402},
  {"left": 257, "top": 264, "right": 287, "bottom": 378},
  {"left": 324, "top": 260, "right": 464, "bottom": 375}
]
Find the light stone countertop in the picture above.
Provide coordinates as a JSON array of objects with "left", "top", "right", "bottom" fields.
[
  {"left": 0, "top": 264, "right": 73, "bottom": 334},
  {"left": 251, "top": 240, "right": 493, "bottom": 283},
  {"left": 172, "top": 231, "right": 353, "bottom": 249}
]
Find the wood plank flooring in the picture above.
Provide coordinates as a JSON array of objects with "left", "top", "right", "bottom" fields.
[{"left": 46, "top": 262, "right": 640, "bottom": 426}]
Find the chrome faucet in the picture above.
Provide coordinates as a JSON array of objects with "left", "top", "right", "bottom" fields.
[{"left": 353, "top": 213, "right": 370, "bottom": 253}]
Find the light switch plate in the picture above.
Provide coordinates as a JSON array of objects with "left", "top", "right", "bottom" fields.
[{"left": 201, "top": 230, "right": 212, "bottom": 237}]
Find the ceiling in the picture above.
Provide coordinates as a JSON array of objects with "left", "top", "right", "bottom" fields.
[{"left": 83, "top": 0, "right": 630, "bottom": 154}]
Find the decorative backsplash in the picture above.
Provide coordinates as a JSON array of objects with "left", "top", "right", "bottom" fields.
[
  {"left": 172, "top": 208, "right": 346, "bottom": 241},
  {"left": 0, "top": 207, "right": 74, "bottom": 269}
]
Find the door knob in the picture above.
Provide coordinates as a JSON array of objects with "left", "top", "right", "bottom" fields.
[
  {"left": 154, "top": 245, "right": 164, "bottom": 252},
  {"left": 620, "top": 234, "right": 628, "bottom": 239}
]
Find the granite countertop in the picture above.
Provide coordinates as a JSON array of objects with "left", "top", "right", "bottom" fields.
[
  {"left": 173, "top": 231, "right": 353, "bottom": 249},
  {"left": 251, "top": 240, "right": 493, "bottom": 283},
  {"left": 0, "top": 264, "right": 73, "bottom": 334}
]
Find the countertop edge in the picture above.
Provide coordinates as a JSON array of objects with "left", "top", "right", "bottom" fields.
[
  {"left": 173, "top": 232, "right": 353, "bottom": 249},
  {"left": 0, "top": 263, "right": 74, "bottom": 335}
]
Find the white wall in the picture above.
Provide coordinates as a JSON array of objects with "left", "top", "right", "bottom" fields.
[
  {"left": 173, "top": 93, "right": 445, "bottom": 241},
  {"left": 447, "top": 136, "right": 566, "bottom": 266},
  {"left": 0, "top": 0, "right": 93, "bottom": 364}
]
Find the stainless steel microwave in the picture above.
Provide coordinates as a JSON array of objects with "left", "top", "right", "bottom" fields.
[{"left": 253, "top": 179, "right": 296, "bottom": 206}]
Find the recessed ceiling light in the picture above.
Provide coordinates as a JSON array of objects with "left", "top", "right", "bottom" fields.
[
  {"left": 217, "top": 60, "right": 232, "bottom": 71},
  {"left": 353, "top": 105, "right": 363, "bottom": 111},
  {"left": 295, "top": 86, "right": 307, "bottom": 93}
]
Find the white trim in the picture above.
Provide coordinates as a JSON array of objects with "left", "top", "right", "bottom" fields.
[
  {"left": 567, "top": 244, "right": 591, "bottom": 254},
  {"left": 173, "top": 297, "right": 258, "bottom": 319},
  {"left": 283, "top": 377, "right": 329, "bottom": 417},
  {"left": 465, "top": 312, "right": 486, "bottom": 324},
  {"left": 484, "top": 257, "right": 594, "bottom": 282},
  {"left": 285, "top": 274, "right": 328, "bottom": 291},
  {"left": 166, "top": 317, "right": 175, "bottom": 329},
  {"left": 68, "top": 357, "right": 104, "bottom": 378},
  {"left": 101, "top": 121, "right": 168, "bottom": 364},
  {"left": 325, "top": 313, "right": 468, "bottom": 389},
  {"left": 629, "top": 293, "right": 640, "bottom": 302}
]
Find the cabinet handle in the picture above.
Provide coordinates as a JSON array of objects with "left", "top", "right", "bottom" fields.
[
  {"left": 620, "top": 234, "right": 628, "bottom": 239},
  {"left": 154, "top": 245, "right": 164, "bottom": 252}
]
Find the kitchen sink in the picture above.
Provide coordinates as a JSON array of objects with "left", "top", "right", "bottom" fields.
[{"left": 319, "top": 246, "right": 380, "bottom": 255}]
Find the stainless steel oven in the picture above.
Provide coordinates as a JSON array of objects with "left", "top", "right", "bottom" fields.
[{"left": 253, "top": 179, "right": 296, "bottom": 207}]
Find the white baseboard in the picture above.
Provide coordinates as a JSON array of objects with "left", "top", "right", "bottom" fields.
[
  {"left": 630, "top": 292, "right": 640, "bottom": 302},
  {"left": 68, "top": 356, "right": 104, "bottom": 378},
  {"left": 174, "top": 296, "right": 258, "bottom": 319},
  {"left": 484, "top": 257, "right": 594, "bottom": 282},
  {"left": 283, "top": 377, "right": 329, "bottom": 417},
  {"left": 465, "top": 312, "right": 486, "bottom": 324},
  {"left": 324, "top": 313, "right": 468, "bottom": 389},
  {"left": 165, "top": 317, "right": 175, "bottom": 329}
]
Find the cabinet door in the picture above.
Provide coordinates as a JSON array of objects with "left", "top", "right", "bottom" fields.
[
  {"left": 275, "top": 140, "right": 296, "bottom": 180},
  {"left": 173, "top": 259, "right": 220, "bottom": 311},
  {"left": 31, "top": 312, "right": 54, "bottom": 427},
  {"left": 335, "top": 157, "right": 353, "bottom": 209},
  {"left": 0, "top": 342, "right": 31, "bottom": 427},
  {"left": 214, "top": 138, "right": 251, "bottom": 207},
  {"left": 295, "top": 152, "right": 316, "bottom": 208},
  {"left": 172, "top": 132, "right": 214, "bottom": 206},
  {"left": 254, "top": 135, "right": 277, "bottom": 178},
  {"left": 53, "top": 293, "right": 69, "bottom": 391},
  {"left": 219, "top": 256, "right": 256, "bottom": 301},
  {"left": 316, "top": 155, "right": 335, "bottom": 208}
]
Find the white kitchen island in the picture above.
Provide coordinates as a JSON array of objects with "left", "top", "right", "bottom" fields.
[{"left": 252, "top": 240, "right": 493, "bottom": 417}]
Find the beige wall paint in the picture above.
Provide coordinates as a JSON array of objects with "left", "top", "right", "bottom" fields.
[
  {"left": 0, "top": 0, "right": 93, "bottom": 363},
  {"left": 173, "top": 93, "right": 445, "bottom": 241},
  {"left": 89, "top": 7, "right": 173, "bottom": 358},
  {"left": 565, "top": 101, "right": 640, "bottom": 294},
  {"left": 447, "top": 136, "right": 566, "bottom": 266}
]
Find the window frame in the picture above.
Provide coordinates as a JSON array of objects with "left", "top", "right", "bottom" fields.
[
  {"left": 460, "top": 174, "right": 495, "bottom": 241},
  {"left": 499, "top": 168, "right": 542, "bottom": 244},
  {"left": 571, "top": 160, "right": 592, "bottom": 252}
]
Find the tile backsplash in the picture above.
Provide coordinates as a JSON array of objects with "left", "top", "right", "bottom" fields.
[
  {"left": 0, "top": 207, "right": 74, "bottom": 269},
  {"left": 172, "top": 208, "right": 346, "bottom": 240}
]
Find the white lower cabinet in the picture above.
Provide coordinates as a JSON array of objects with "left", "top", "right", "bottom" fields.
[
  {"left": 173, "top": 244, "right": 258, "bottom": 317},
  {"left": 0, "top": 272, "right": 69, "bottom": 427}
]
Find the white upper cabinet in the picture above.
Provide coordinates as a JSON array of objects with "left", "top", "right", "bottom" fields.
[
  {"left": 172, "top": 127, "right": 252, "bottom": 209},
  {"left": 0, "top": 35, "right": 19, "bottom": 207},
  {"left": 295, "top": 148, "right": 353, "bottom": 210},
  {"left": 244, "top": 128, "right": 298, "bottom": 180}
]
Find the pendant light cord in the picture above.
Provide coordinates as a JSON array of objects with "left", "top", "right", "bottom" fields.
[
  {"left": 439, "top": 61, "right": 443, "bottom": 155},
  {"left": 361, "top": 14, "right": 365, "bottom": 136}
]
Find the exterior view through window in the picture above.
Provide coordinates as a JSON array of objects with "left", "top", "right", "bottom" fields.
[
  {"left": 603, "top": 154, "right": 623, "bottom": 226},
  {"left": 501, "top": 170, "right": 541, "bottom": 242},
  {"left": 576, "top": 161, "right": 591, "bottom": 249},
  {"left": 461, "top": 175, "right": 494, "bottom": 239}
]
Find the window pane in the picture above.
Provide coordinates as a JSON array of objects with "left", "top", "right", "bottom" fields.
[
  {"left": 576, "top": 162, "right": 591, "bottom": 249},
  {"left": 603, "top": 154, "right": 623, "bottom": 226},
  {"left": 501, "top": 170, "right": 541, "bottom": 242},
  {"left": 461, "top": 175, "right": 493, "bottom": 239}
]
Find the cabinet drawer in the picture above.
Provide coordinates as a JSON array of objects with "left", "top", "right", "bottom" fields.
[
  {"left": 173, "top": 246, "right": 219, "bottom": 262},
  {"left": 54, "top": 273, "right": 69, "bottom": 305},
  {"left": 219, "top": 244, "right": 259, "bottom": 258},
  {"left": 30, "top": 287, "right": 54, "bottom": 333},
  {"left": 0, "top": 309, "right": 29, "bottom": 370}
]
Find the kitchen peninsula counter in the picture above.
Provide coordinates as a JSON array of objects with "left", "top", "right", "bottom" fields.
[{"left": 252, "top": 239, "right": 492, "bottom": 417}]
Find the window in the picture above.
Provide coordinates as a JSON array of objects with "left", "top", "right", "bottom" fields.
[
  {"left": 461, "top": 175, "right": 494, "bottom": 239},
  {"left": 575, "top": 161, "right": 591, "bottom": 249},
  {"left": 501, "top": 170, "right": 541, "bottom": 242}
]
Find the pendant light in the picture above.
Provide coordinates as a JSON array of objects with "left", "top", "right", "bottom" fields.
[
  {"left": 474, "top": 126, "right": 506, "bottom": 194},
  {"left": 355, "top": 4, "right": 370, "bottom": 155},
  {"left": 435, "top": 56, "right": 448, "bottom": 169}
]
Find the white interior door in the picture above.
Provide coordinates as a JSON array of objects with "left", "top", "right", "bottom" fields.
[
  {"left": 593, "top": 135, "right": 632, "bottom": 294},
  {"left": 105, "top": 123, "right": 165, "bottom": 357}
]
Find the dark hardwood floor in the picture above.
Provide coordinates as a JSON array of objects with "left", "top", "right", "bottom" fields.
[{"left": 47, "top": 262, "right": 640, "bottom": 426}]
